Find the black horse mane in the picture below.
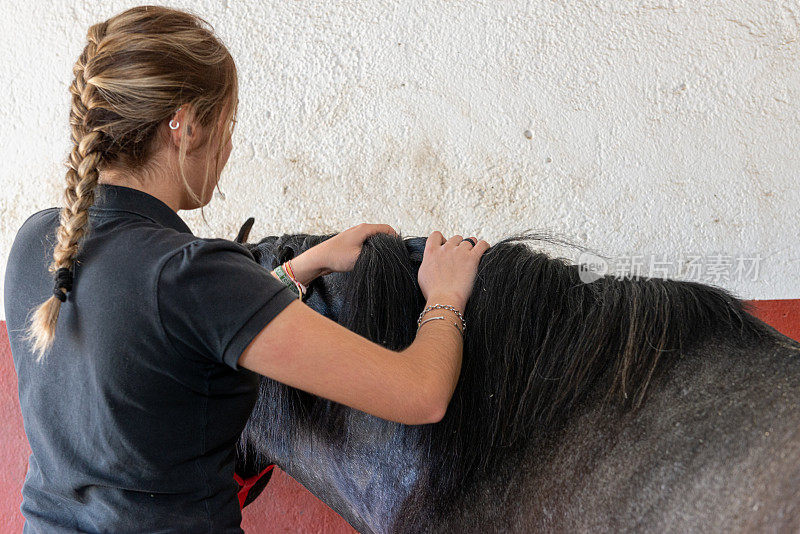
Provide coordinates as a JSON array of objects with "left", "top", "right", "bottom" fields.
[{"left": 238, "top": 230, "right": 771, "bottom": 495}]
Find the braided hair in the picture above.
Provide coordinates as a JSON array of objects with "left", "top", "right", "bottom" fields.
[{"left": 24, "top": 6, "right": 239, "bottom": 361}]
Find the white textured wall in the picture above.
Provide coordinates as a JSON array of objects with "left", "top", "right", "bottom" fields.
[{"left": 2, "top": 0, "right": 798, "bottom": 320}]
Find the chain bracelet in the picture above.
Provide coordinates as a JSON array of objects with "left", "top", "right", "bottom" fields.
[{"left": 418, "top": 303, "right": 466, "bottom": 333}]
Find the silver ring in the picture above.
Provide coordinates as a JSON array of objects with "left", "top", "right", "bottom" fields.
[{"left": 169, "top": 119, "right": 179, "bottom": 130}]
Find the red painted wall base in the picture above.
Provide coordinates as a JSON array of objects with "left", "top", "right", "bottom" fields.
[{"left": 2, "top": 299, "right": 798, "bottom": 532}]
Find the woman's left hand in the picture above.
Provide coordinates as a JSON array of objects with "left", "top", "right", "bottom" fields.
[{"left": 315, "top": 223, "right": 398, "bottom": 274}]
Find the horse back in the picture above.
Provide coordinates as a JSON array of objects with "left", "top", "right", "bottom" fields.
[{"left": 435, "top": 327, "right": 800, "bottom": 533}]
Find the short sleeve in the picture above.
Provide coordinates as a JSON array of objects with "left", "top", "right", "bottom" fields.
[{"left": 157, "top": 238, "right": 299, "bottom": 370}]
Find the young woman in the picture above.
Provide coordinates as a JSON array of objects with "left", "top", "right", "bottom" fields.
[{"left": 3, "top": 6, "right": 489, "bottom": 533}]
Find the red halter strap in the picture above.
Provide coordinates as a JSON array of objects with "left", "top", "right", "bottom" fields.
[{"left": 234, "top": 464, "right": 275, "bottom": 509}]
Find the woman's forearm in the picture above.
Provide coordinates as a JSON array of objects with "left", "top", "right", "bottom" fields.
[
  {"left": 398, "top": 296, "right": 465, "bottom": 422},
  {"left": 278, "top": 248, "right": 331, "bottom": 286}
]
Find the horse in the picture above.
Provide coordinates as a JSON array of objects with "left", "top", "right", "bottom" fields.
[{"left": 233, "top": 226, "right": 800, "bottom": 533}]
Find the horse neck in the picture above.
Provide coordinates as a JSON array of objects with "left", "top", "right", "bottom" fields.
[{"left": 271, "top": 410, "right": 431, "bottom": 534}]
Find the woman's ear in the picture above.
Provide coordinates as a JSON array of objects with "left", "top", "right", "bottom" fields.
[{"left": 168, "top": 104, "right": 202, "bottom": 152}]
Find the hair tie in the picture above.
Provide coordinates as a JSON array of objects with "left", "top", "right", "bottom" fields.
[{"left": 52, "top": 267, "right": 73, "bottom": 302}]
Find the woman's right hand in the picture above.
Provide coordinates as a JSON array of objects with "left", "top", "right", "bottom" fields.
[{"left": 417, "top": 231, "right": 491, "bottom": 311}]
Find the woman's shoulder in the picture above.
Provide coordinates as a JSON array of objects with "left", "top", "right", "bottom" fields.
[
  {"left": 155, "top": 236, "right": 262, "bottom": 280},
  {"left": 6, "top": 208, "right": 61, "bottom": 264},
  {"left": 15, "top": 207, "right": 60, "bottom": 236}
]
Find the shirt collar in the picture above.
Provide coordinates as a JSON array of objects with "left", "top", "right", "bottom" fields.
[{"left": 90, "top": 183, "right": 194, "bottom": 235}]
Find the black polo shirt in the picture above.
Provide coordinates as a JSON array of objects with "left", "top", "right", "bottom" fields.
[{"left": 3, "top": 184, "right": 298, "bottom": 533}]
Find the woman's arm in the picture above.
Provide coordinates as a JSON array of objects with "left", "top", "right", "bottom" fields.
[
  {"left": 242, "top": 226, "right": 487, "bottom": 425},
  {"left": 275, "top": 248, "right": 330, "bottom": 286},
  {"left": 237, "top": 293, "right": 465, "bottom": 425}
]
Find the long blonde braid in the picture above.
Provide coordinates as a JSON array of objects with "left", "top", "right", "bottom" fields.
[{"left": 24, "top": 22, "right": 108, "bottom": 361}]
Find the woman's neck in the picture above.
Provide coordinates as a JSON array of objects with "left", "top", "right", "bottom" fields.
[{"left": 98, "top": 171, "right": 185, "bottom": 213}]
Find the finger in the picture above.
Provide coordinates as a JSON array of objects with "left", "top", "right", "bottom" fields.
[
  {"left": 362, "top": 224, "right": 392, "bottom": 238},
  {"left": 474, "top": 239, "right": 491, "bottom": 255},
  {"left": 445, "top": 234, "right": 463, "bottom": 247},
  {"left": 367, "top": 224, "right": 397, "bottom": 236},
  {"left": 426, "top": 230, "right": 445, "bottom": 251}
]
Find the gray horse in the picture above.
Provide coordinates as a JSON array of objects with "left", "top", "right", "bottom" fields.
[{"left": 234, "top": 226, "right": 800, "bottom": 533}]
